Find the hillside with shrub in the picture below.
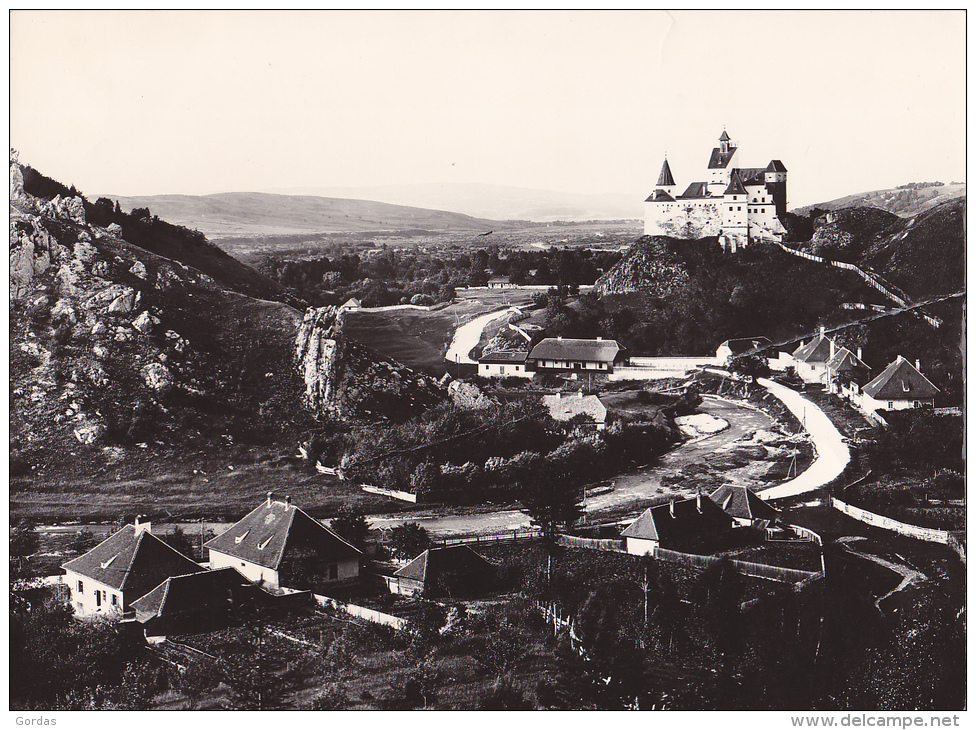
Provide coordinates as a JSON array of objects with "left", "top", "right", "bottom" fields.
[{"left": 792, "top": 181, "right": 965, "bottom": 218}]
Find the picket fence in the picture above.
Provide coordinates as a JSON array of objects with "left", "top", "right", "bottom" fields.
[
  {"left": 313, "top": 594, "right": 406, "bottom": 630},
  {"left": 435, "top": 528, "right": 542, "bottom": 547},
  {"left": 361, "top": 485, "right": 418, "bottom": 503},
  {"left": 830, "top": 497, "right": 958, "bottom": 547}
]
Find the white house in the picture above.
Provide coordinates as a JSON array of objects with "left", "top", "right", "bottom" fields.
[
  {"left": 791, "top": 328, "right": 836, "bottom": 384},
  {"left": 825, "top": 346, "right": 869, "bottom": 396},
  {"left": 715, "top": 336, "right": 772, "bottom": 366},
  {"left": 478, "top": 350, "right": 532, "bottom": 379},
  {"left": 644, "top": 130, "right": 788, "bottom": 252},
  {"left": 61, "top": 518, "right": 204, "bottom": 619},
  {"left": 528, "top": 337, "right": 627, "bottom": 374},
  {"left": 857, "top": 356, "right": 939, "bottom": 413},
  {"left": 620, "top": 495, "right": 734, "bottom": 555},
  {"left": 205, "top": 493, "right": 362, "bottom": 591},
  {"left": 708, "top": 485, "right": 779, "bottom": 527},
  {"left": 542, "top": 390, "right": 608, "bottom": 430}
]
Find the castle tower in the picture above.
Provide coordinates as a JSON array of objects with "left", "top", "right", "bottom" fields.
[
  {"left": 707, "top": 129, "right": 738, "bottom": 196},
  {"left": 655, "top": 157, "right": 676, "bottom": 197},
  {"left": 764, "top": 160, "right": 788, "bottom": 219}
]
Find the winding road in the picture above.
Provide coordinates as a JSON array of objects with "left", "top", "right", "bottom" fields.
[{"left": 444, "top": 307, "right": 522, "bottom": 365}]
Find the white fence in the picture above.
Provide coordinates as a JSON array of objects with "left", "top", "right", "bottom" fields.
[
  {"left": 434, "top": 528, "right": 542, "bottom": 546},
  {"left": 830, "top": 497, "right": 955, "bottom": 545},
  {"left": 313, "top": 594, "right": 406, "bottom": 630},
  {"left": 771, "top": 242, "right": 941, "bottom": 328},
  {"left": 361, "top": 485, "right": 418, "bottom": 503}
]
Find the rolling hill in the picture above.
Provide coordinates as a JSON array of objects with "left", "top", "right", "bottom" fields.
[
  {"left": 792, "top": 181, "right": 965, "bottom": 218},
  {"left": 102, "top": 191, "right": 513, "bottom": 239}
]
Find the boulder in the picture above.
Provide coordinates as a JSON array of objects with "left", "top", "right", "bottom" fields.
[
  {"left": 132, "top": 310, "right": 159, "bottom": 334},
  {"left": 141, "top": 362, "right": 173, "bottom": 392},
  {"left": 107, "top": 288, "right": 137, "bottom": 314},
  {"left": 91, "top": 321, "right": 108, "bottom": 336},
  {"left": 129, "top": 261, "right": 148, "bottom": 279}
]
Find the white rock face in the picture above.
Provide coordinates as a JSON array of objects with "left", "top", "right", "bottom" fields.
[
  {"left": 141, "top": 362, "right": 173, "bottom": 392},
  {"left": 132, "top": 310, "right": 159, "bottom": 334},
  {"left": 129, "top": 261, "right": 148, "bottom": 279},
  {"left": 107, "top": 289, "right": 137, "bottom": 314},
  {"left": 91, "top": 321, "right": 108, "bottom": 336},
  {"left": 106, "top": 223, "right": 123, "bottom": 236}
]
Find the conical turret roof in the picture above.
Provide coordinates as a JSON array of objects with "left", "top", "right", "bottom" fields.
[{"left": 656, "top": 158, "right": 675, "bottom": 187}]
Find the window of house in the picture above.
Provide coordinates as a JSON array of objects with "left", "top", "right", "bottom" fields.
[
  {"left": 95, "top": 591, "right": 101, "bottom": 607},
  {"left": 888, "top": 402, "right": 894, "bottom": 409},
  {"left": 738, "top": 207, "right": 741, "bottom": 211},
  {"left": 77, "top": 580, "right": 84, "bottom": 593},
  {"left": 500, "top": 366, "right": 506, "bottom": 374},
  {"left": 111, "top": 594, "right": 118, "bottom": 607},
  {"left": 329, "top": 564, "right": 339, "bottom": 581}
]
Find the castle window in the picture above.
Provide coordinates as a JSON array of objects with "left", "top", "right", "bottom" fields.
[{"left": 738, "top": 207, "right": 741, "bottom": 211}]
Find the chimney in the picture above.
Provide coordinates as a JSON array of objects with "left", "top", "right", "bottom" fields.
[
  {"left": 285, "top": 495, "right": 292, "bottom": 507},
  {"left": 857, "top": 346, "right": 863, "bottom": 362},
  {"left": 557, "top": 336, "right": 563, "bottom": 341},
  {"left": 915, "top": 359, "right": 921, "bottom": 371},
  {"left": 830, "top": 339, "right": 835, "bottom": 358},
  {"left": 669, "top": 500, "right": 675, "bottom": 518},
  {"left": 578, "top": 389, "right": 585, "bottom": 399},
  {"left": 596, "top": 336, "right": 602, "bottom": 341},
  {"left": 819, "top": 325, "right": 825, "bottom": 337},
  {"left": 266, "top": 491, "right": 273, "bottom": 506},
  {"left": 134, "top": 515, "right": 151, "bottom": 536},
  {"left": 696, "top": 493, "right": 702, "bottom": 513}
]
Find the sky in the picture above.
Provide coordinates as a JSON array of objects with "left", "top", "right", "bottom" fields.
[{"left": 9, "top": 10, "right": 966, "bottom": 209}]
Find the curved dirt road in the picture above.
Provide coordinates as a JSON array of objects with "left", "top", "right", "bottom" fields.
[{"left": 445, "top": 307, "right": 521, "bottom": 365}]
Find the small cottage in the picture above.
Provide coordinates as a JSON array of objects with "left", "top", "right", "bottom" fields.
[
  {"left": 528, "top": 337, "right": 627, "bottom": 374},
  {"left": 62, "top": 519, "right": 204, "bottom": 619},
  {"left": 791, "top": 328, "right": 836, "bottom": 384},
  {"left": 715, "top": 336, "right": 771, "bottom": 366},
  {"left": 857, "top": 356, "right": 939, "bottom": 413},
  {"left": 542, "top": 390, "right": 608, "bottom": 429},
  {"left": 824, "top": 346, "right": 870, "bottom": 397},
  {"left": 385, "top": 545, "right": 495, "bottom": 598},
  {"left": 478, "top": 350, "right": 532, "bottom": 379},
  {"left": 621, "top": 495, "right": 734, "bottom": 555},
  {"left": 205, "top": 493, "right": 362, "bottom": 591},
  {"left": 708, "top": 485, "right": 779, "bottom": 527}
]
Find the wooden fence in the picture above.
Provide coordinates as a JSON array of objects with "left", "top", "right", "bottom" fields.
[
  {"left": 652, "top": 547, "right": 819, "bottom": 584},
  {"left": 434, "top": 528, "right": 542, "bottom": 546},
  {"left": 557, "top": 534, "right": 626, "bottom": 552},
  {"left": 313, "top": 594, "right": 406, "bottom": 631},
  {"left": 771, "top": 241, "right": 941, "bottom": 328},
  {"left": 831, "top": 497, "right": 961, "bottom": 549},
  {"left": 361, "top": 485, "right": 417, "bottom": 503}
]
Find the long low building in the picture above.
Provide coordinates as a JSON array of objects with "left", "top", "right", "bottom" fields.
[{"left": 528, "top": 337, "right": 628, "bottom": 374}]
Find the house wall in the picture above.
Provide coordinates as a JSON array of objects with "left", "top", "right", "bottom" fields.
[
  {"left": 63, "top": 569, "right": 124, "bottom": 618},
  {"left": 858, "top": 393, "right": 935, "bottom": 413},
  {"left": 210, "top": 551, "right": 280, "bottom": 588},
  {"left": 479, "top": 362, "right": 532, "bottom": 378},
  {"left": 796, "top": 361, "right": 828, "bottom": 384},
  {"left": 534, "top": 359, "right": 612, "bottom": 373},
  {"left": 382, "top": 575, "right": 425, "bottom": 597},
  {"left": 625, "top": 537, "right": 659, "bottom": 556}
]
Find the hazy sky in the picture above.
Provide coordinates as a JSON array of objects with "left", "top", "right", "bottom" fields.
[{"left": 10, "top": 10, "right": 966, "bottom": 208}]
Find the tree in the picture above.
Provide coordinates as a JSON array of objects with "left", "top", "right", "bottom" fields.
[
  {"left": 10, "top": 520, "right": 39, "bottom": 576},
  {"left": 69, "top": 528, "right": 99, "bottom": 555},
  {"left": 519, "top": 464, "right": 583, "bottom": 546},
  {"left": 728, "top": 353, "right": 770, "bottom": 384},
  {"left": 388, "top": 522, "right": 431, "bottom": 561},
  {"left": 329, "top": 508, "right": 370, "bottom": 551},
  {"left": 480, "top": 675, "right": 533, "bottom": 709},
  {"left": 161, "top": 526, "right": 195, "bottom": 560}
]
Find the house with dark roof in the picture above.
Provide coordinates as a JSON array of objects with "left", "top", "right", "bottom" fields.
[
  {"left": 644, "top": 129, "right": 788, "bottom": 252},
  {"left": 708, "top": 485, "right": 779, "bottom": 527},
  {"left": 857, "top": 356, "right": 939, "bottom": 413},
  {"left": 621, "top": 495, "right": 734, "bottom": 555},
  {"left": 478, "top": 349, "right": 531, "bottom": 379},
  {"left": 205, "top": 493, "right": 363, "bottom": 591},
  {"left": 715, "top": 336, "right": 772, "bottom": 365},
  {"left": 790, "top": 327, "right": 837, "bottom": 384},
  {"left": 384, "top": 545, "right": 495, "bottom": 598},
  {"left": 130, "top": 566, "right": 278, "bottom": 637},
  {"left": 528, "top": 337, "right": 627, "bottom": 374},
  {"left": 61, "top": 519, "right": 204, "bottom": 619},
  {"left": 825, "top": 346, "right": 870, "bottom": 397}
]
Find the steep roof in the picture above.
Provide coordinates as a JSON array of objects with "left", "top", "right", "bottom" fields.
[
  {"left": 645, "top": 189, "right": 676, "bottom": 203},
  {"left": 656, "top": 158, "right": 676, "bottom": 187},
  {"left": 205, "top": 498, "right": 362, "bottom": 571},
  {"left": 130, "top": 566, "right": 264, "bottom": 623},
  {"left": 736, "top": 167, "right": 768, "bottom": 186},
  {"left": 677, "top": 182, "right": 711, "bottom": 199},
  {"left": 765, "top": 159, "right": 787, "bottom": 173},
  {"left": 826, "top": 347, "right": 869, "bottom": 373},
  {"left": 719, "top": 336, "right": 772, "bottom": 356},
  {"left": 719, "top": 129, "right": 731, "bottom": 142},
  {"left": 479, "top": 350, "right": 529, "bottom": 364},
  {"left": 724, "top": 170, "right": 747, "bottom": 196},
  {"left": 62, "top": 525, "right": 204, "bottom": 596},
  {"left": 394, "top": 545, "right": 493, "bottom": 584},
  {"left": 529, "top": 338, "right": 621, "bottom": 363},
  {"left": 621, "top": 497, "right": 734, "bottom": 543},
  {"left": 542, "top": 392, "right": 608, "bottom": 424},
  {"left": 862, "top": 356, "right": 939, "bottom": 400},
  {"left": 709, "top": 485, "right": 779, "bottom": 521},
  {"left": 707, "top": 147, "right": 737, "bottom": 170},
  {"left": 792, "top": 334, "right": 834, "bottom": 364}
]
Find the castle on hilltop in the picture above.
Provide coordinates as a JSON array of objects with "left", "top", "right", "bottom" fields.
[{"left": 644, "top": 130, "right": 788, "bottom": 252}]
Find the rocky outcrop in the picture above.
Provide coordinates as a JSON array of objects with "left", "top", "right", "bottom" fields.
[
  {"left": 295, "top": 306, "right": 446, "bottom": 421},
  {"left": 593, "top": 236, "right": 691, "bottom": 296}
]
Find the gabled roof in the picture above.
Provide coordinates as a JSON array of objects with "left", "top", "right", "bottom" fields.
[
  {"left": 529, "top": 338, "right": 622, "bottom": 363},
  {"left": 205, "top": 499, "right": 362, "bottom": 571},
  {"left": 765, "top": 160, "right": 787, "bottom": 173},
  {"left": 341, "top": 298, "right": 361, "bottom": 308},
  {"left": 645, "top": 189, "right": 676, "bottom": 203},
  {"left": 479, "top": 350, "right": 529, "bottom": 364},
  {"left": 62, "top": 525, "right": 204, "bottom": 596},
  {"left": 130, "top": 566, "right": 264, "bottom": 623},
  {"left": 542, "top": 392, "right": 608, "bottom": 424},
  {"left": 724, "top": 170, "right": 747, "bottom": 196},
  {"left": 792, "top": 334, "right": 834, "bottom": 364},
  {"left": 826, "top": 347, "right": 869, "bottom": 373},
  {"left": 707, "top": 147, "right": 737, "bottom": 170},
  {"left": 656, "top": 158, "right": 676, "bottom": 187},
  {"left": 708, "top": 485, "right": 779, "bottom": 521},
  {"left": 736, "top": 167, "right": 768, "bottom": 186},
  {"left": 719, "top": 336, "right": 772, "bottom": 355},
  {"left": 677, "top": 182, "right": 711, "bottom": 199},
  {"left": 394, "top": 545, "right": 493, "bottom": 584},
  {"left": 862, "top": 356, "right": 939, "bottom": 400},
  {"left": 621, "top": 497, "right": 734, "bottom": 543}
]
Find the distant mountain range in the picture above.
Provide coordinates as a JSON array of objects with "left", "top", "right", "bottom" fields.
[{"left": 792, "top": 182, "right": 965, "bottom": 218}]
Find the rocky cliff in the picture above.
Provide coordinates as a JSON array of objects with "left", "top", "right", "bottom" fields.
[
  {"left": 295, "top": 306, "right": 446, "bottom": 421},
  {"left": 592, "top": 235, "right": 691, "bottom": 296}
]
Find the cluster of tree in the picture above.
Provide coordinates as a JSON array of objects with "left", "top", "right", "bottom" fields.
[
  {"left": 256, "top": 242, "right": 620, "bottom": 308},
  {"left": 862, "top": 411, "right": 963, "bottom": 473},
  {"left": 324, "top": 398, "right": 678, "bottom": 507}
]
